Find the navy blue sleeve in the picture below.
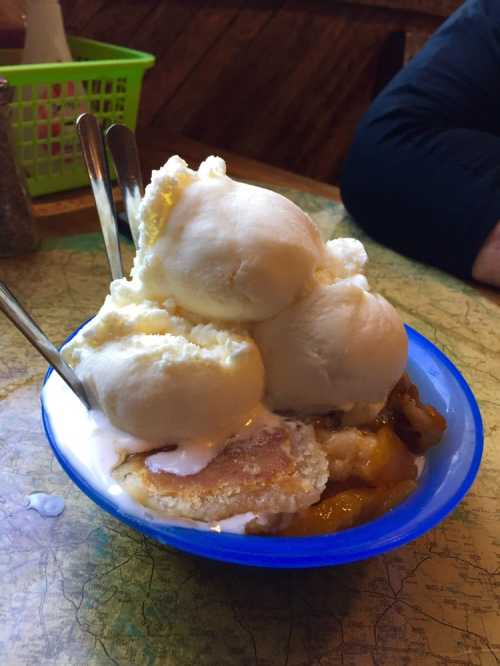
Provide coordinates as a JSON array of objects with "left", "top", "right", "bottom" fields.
[{"left": 340, "top": 0, "right": 500, "bottom": 278}]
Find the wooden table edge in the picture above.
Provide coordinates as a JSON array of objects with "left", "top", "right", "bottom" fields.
[{"left": 32, "top": 130, "right": 340, "bottom": 220}]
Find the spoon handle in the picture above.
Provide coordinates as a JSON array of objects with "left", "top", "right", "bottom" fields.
[
  {"left": 0, "top": 282, "right": 91, "bottom": 409},
  {"left": 76, "top": 113, "right": 123, "bottom": 280},
  {"left": 105, "top": 124, "right": 144, "bottom": 249}
]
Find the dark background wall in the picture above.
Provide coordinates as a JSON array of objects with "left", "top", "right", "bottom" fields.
[{"left": 35, "top": 1, "right": 464, "bottom": 182}]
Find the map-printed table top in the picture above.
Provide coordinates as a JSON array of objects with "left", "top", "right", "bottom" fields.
[{"left": 0, "top": 185, "right": 499, "bottom": 666}]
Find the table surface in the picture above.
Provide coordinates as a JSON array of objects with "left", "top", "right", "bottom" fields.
[{"left": 1, "top": 131, "right": 499, "bottom": 666}]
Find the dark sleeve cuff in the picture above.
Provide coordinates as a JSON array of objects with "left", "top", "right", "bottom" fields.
[{"left": 341, "top": 126, "right": 500, "bottom": 278}]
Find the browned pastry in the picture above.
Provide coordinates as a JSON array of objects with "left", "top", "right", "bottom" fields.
[
  {"left": 113, "top": 420, "right": 328, "bottom": 523},
  {"left": 374, "top": 374, "right": 447, "bottom": 453}
]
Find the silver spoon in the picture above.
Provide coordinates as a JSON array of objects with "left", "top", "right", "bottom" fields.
[
  {"left": 76, "top": 113, "right": 123, "bottom": 280},
  {"left": 105, "top": 124, "right": 144, "bottom": 249},
  {"left": 0, "top": 282, "right": 91, "bottom": 409}
]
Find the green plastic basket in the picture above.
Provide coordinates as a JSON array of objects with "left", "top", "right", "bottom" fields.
[{"left": 0, "top": 36, "right": 155, "bottom": 197}]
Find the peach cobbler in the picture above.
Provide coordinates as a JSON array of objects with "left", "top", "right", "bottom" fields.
[{"left": 60, "top": 156, "right": 446, "bottom": 535}]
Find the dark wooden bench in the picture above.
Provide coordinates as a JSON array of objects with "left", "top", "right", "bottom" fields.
[{"left": 62, "top": 1, "right": 462, "bottom": 182}]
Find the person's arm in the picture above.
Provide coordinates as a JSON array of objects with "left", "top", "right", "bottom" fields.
[
  {"left": 472, "top": 221, "right": 500, "bottom": 286},
  {"left": 340, "top": 0, "right": 500, "bottom": 284}
]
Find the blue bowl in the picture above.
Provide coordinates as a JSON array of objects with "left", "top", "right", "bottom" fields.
[{"left": 41, "top": 325, "right": 483, "bottom": 568}]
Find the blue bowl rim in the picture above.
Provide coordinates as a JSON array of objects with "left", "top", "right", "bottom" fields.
[{"left": 41, "top": 322, "right": 483, "bottom": 569}]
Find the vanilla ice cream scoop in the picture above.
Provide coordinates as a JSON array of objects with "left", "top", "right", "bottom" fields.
[
  {"left": 64, "top": 298, "right": 264, "bottom": 444},
  {"left": 134, "top": 156, "right": 324, "bottom": 321},
  {"left": 253, "top": 280, "right": 408, "bottom": 414},
  {"left": 63, "top": 154, "right": 407, "bottom": 458}
]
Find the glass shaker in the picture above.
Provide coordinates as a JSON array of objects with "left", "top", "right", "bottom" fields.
[{"left": 0, "top": 77, "right": 39, "bottom": 257}]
